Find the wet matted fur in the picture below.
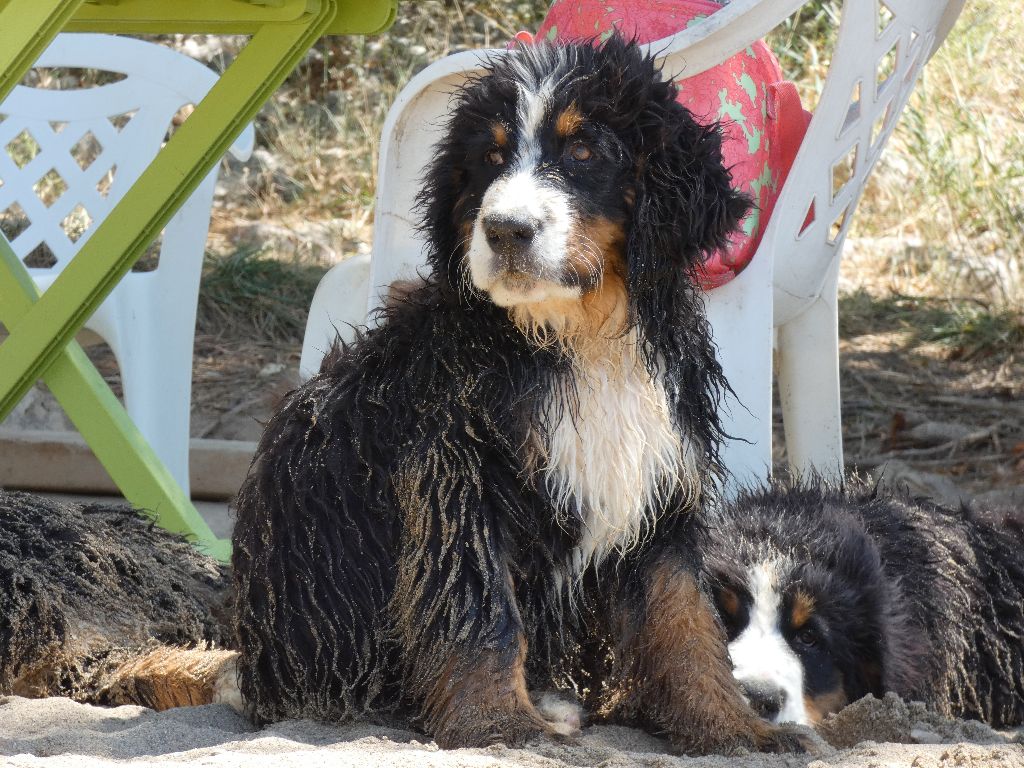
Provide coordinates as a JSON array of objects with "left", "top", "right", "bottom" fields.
[
  {"left": 0, "top": 490, "right": 235, "bottom": 710},
  {"left": 701, "top": 481, "right": 1024, "bottom": 728},
  {"left": 232, "top": 38, "right": 800, "bottom": 754}
]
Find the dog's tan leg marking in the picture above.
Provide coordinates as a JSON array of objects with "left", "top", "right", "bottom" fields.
[
  {"left": 97, "top": 647, "right": 240, "bottom": 712},
  {"left": 628, "top": 565, "right": 803, "bottom": 754},
  {"left": 422, "top": 636, "right": 569, "bottom": 748}
]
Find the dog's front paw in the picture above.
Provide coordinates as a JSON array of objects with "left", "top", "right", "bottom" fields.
[
  {"left": 423, "top": 645, "right": 579, "bottom": 749},
  {"left": 533, "top": 690, "right": 584, "bottom": 738},
  {"left": 433, "top": 703, "right": 554, "bottom": 749},
  {"left": 751, "top": 721, "right": 818, "bottom": 754}
]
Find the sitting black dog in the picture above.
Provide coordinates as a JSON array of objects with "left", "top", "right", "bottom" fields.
[{"left": 231, "top": 37, "right": 800, "bottom": 754}]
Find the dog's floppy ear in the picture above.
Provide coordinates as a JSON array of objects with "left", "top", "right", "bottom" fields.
[
  {"left": 416, "top": 67, "right": 518, "bottom": 297},
  {"left": 626, "top": 96, "right": 751, "bottom": 308}
]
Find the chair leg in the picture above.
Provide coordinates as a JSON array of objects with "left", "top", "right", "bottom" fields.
[
  {"left": 703, "top": 248, "right": 774, "bottom": 497},
  {"left": 113, "top": 322, "right": 194, "bottom": 497},
  {"left": 776, "top": 259, "right": 843, "bottom": 481}
]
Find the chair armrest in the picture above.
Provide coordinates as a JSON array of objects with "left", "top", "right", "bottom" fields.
[{"left": 652, "top": 0, "right": 964, "bottom": 76}]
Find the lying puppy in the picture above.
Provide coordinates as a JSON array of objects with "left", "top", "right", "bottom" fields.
[
  {"left": 232, "top": 37, "right": 798, "bottom": 753},
  {"left": 0, "top": 491, "right": 236, "bottom": 711},
  {"left": 702, "top": 481, "right": 1024, "bottom": 728}
]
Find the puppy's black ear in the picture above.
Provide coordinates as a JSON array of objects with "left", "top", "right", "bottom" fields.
[
  {"left": 605, "top": 40, "right": 748, "bottom": 480},
  {"left": 626, "top": 96, "right": 751, "bottom": 309}
]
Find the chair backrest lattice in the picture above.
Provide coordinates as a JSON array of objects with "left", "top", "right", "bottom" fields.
[
  {"left": 0, "top": 99, "right": 176, "bottom": 276},
  {"left": 765, "top": 0, "right": 956, "bottom": 323},
  {"left": 0, "top": 34, "right": 252, "bottom": 286}
]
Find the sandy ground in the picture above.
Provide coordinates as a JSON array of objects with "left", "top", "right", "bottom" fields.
[{"left": 1, "top": 694, "right": 1021, "bottom": 768}]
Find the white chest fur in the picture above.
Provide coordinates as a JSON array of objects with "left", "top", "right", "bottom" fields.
[{"left": 540, "top": 343, "right": 697, "bottom": 574}]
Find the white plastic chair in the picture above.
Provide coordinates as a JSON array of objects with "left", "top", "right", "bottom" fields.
[
  {"left": 300, "top": 0, "right": 964, "bottom": 491},
  {"left": 0, "top": 34, "right": 254, "bottom": 495}
]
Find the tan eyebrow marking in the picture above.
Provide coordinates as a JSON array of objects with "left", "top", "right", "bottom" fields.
[
  {"left": 491, "top": 121, "right": 508, "bottom": 147},
  {"left": 790, "top": 590, "right": 816, "bottom": 629},
  {"left": 555, "top": 103, "right": 584, "bottom": 137}
]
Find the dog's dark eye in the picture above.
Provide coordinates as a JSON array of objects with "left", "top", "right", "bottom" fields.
[
  {"left": 795, "top": 627, "right": 820, "bottom": 648},
  {"left": 485, "top": 148, "right": 504, "bottom": 166},
  {"left": 568, "top": 142, "right": 592, "bottom": 162}
]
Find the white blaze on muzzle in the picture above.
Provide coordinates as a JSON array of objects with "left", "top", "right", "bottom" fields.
[
  {"left": 727, "top": 562, "right": 809, "bottom": 725},
  {"left": 467, "top": 66, "right": 578, "bottom": 306},
  {"left": 468, "top": 170, "right": 575, "bottom": 304}
]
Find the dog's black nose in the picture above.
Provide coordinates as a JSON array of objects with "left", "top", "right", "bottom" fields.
[
  {"left": 739, "top": 679, "right": 787, "bottom": 721},
  {"left": 483, "top": 213, "right": 539, "bottom": 256}
]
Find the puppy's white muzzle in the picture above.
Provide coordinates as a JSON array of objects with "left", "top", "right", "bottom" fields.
[{"left": 467, "top": 170, "right": 577, "bottom": 306}]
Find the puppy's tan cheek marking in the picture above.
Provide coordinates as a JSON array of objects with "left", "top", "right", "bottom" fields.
[
  {"left": 790, "top": 590, "right": 815, "bottom": 630},
  {"left": 573, "top": 215, "right": 628, "bottom": 323},
  {"left": 509, "top": 217, "right": 626, "bottom": 346},
  {"left": 555, "top": 103, "right": 584, "bottom": 137},
  {"left": 804, "top": 687, "right": 849, "bottom": 724},
  {"left": 566, "top": 216, "right": 626, "bottom": 280}
]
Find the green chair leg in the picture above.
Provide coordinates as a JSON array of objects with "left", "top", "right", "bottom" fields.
[
  {"left": 0, "top": 239, "right": 230, "bottom": 562},
  {"left": 0, "top": 0, "right": 84, "bottom": 102}
]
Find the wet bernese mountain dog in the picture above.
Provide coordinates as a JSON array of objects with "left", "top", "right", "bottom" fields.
[
  {"left": 702, "top": 482, "right": 1024, "bottom": 729},
  {"left": 231, "top": 38, "right": 802, "bottom": 754}
]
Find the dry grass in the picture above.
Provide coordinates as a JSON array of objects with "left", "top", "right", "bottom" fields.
[
  {"left": 768, "top": 0, "right": 1024, "bottom": 314},
  {"left": 196, "top": 247, "right": 327, "bottom": 343},
  {"left": 858, "top": 0, "right": 1024, "bottom": 309}
]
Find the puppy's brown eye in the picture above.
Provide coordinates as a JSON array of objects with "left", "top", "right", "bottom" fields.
[
  {"left": 569, "top": 142, "right": 592, "bottom": 162},
  {"left": 485, "top": 148, "right": 504, "bottom": 166},
  {"left": 795, "top": 627, "right": 820, "bottom": 648}
]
